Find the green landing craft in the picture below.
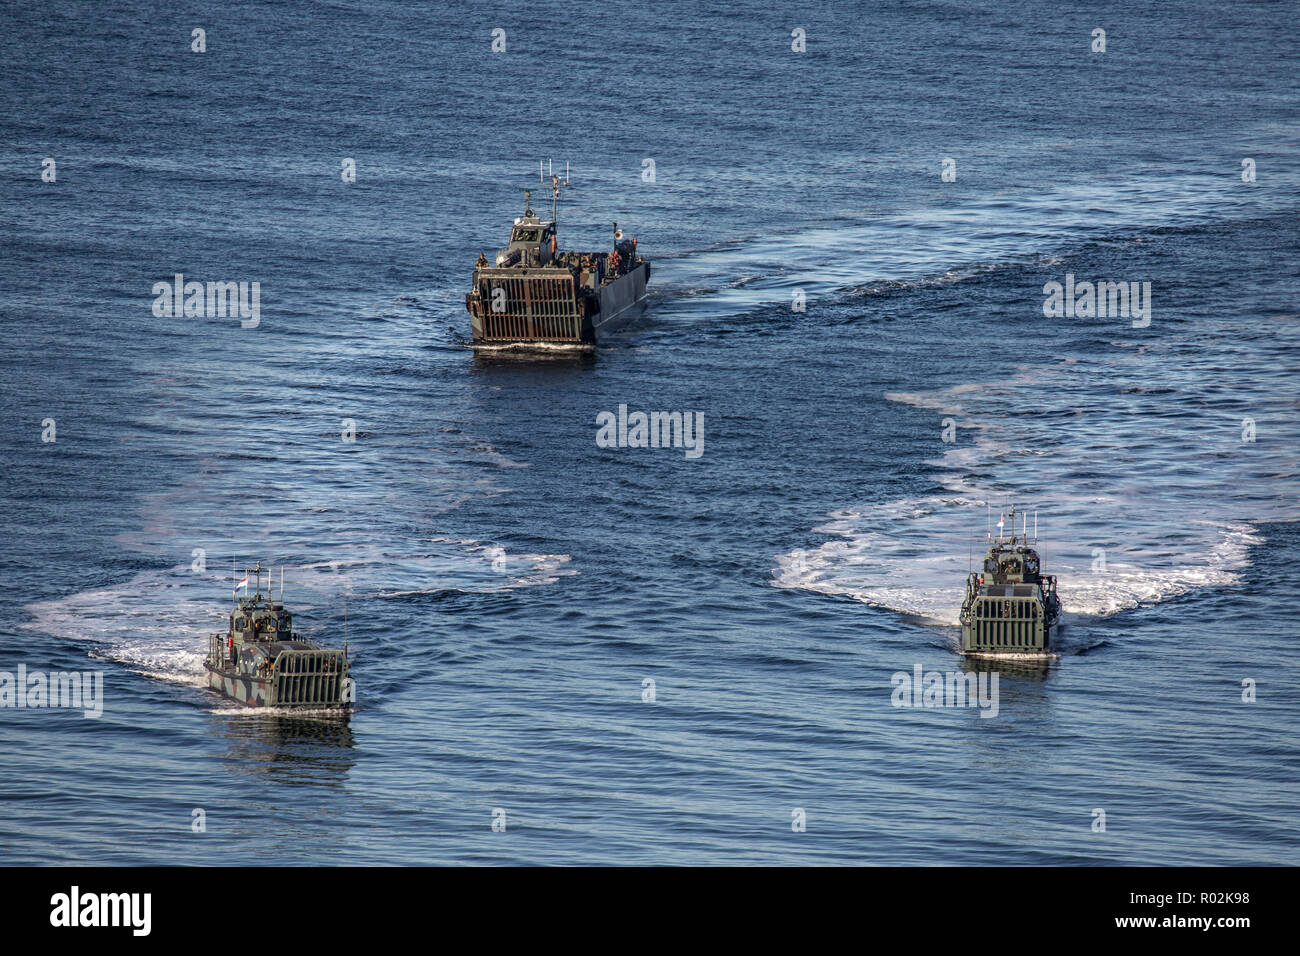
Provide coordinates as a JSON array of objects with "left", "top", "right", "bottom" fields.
[
  {"left": 960, "top": 506, "right": 1062, "bottom": 659},
  {"left": 465, "top": 163, "right": 650, "bottom": 350},
  {"left": 204, "top": 562, "right": 353, "bottom": 709}
]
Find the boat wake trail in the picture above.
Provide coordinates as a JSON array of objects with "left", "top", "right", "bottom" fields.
[
  {"left": 773, "top": 495, "right": 1261, "bottom": 625},
  {"left": 654, "top": 166, "right": 1284, "bottom": 325},
  {"left": 23, "top": 539, "right": 573, "bottom": 684},
  {"left": 776, "top": 323, "right": 1297, "bottom": 625}
]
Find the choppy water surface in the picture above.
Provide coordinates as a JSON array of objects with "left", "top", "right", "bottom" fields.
[{"left": 1, "top": 1, "right": 1297, "bottom": 864}]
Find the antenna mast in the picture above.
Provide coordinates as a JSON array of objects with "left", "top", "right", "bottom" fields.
[{"left": 548, "top": 159, "right": 569, "bottom": 237}]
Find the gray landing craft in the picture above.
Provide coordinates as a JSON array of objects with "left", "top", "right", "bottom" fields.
[
  {"left": 465, "top": 170, "right": 650, "bottom": 349},
  {"left": 959, "top": 507, "right": 1062, "bottom": 659},
  {"left": 204, "top": 563, "right": 353, "bottom": 709}
]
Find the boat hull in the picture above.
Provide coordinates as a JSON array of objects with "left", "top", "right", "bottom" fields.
[
  {"left": 591, "top": 261, "right": 649, "bottom": 339},
  {"left": 468, "top": 261, "right": 649, "bottom": 350},
  {"left": 204, "top": 661, "right": 351, "bottom": 709},
  {"left": 206, "top": 664, "right": 274, "bottom": 708}
]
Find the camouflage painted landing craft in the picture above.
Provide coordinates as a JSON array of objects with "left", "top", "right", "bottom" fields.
[
  {"left": 959, "top": 507, "right": 1062, "bottom": 658},
  {"left": 204, "top": 563, "right": 352, "bottom": 708},
  {"left": 465, "top": 165, "right": 650, "bottom": 349}
]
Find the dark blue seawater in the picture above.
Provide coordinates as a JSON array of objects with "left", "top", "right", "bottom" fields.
[{"left": 1, "top": 1, "right": 1297, "bottom": 864}]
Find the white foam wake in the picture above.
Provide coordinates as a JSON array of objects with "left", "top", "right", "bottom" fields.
[
  {"left": 773, "top": 497, "right": 1259, "bottom": 625},
  {"left": 776, "top": 336, "right": 1292, "bottom": 623},
  {"left": 23, "top": 539, "right": 574, "bottom": 683}
]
